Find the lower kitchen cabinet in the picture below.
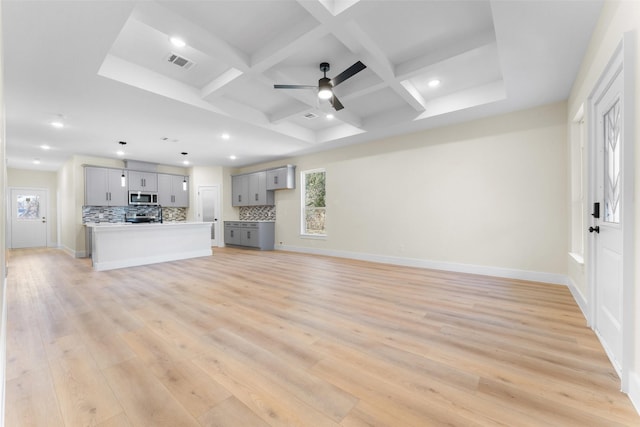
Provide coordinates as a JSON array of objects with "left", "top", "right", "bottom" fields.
[{"left": 224, "top": 221, "right": 275, "bottom": 250}]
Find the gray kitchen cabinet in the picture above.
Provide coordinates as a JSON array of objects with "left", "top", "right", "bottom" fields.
[
  {"left": 266, "top": 165, "right": 296, "bottom": 190},
  {"left": 248, "top": 171, "right": 273, "bottom": 206},
  {"left": 224, "top": 221, "right": 275, "bottom": 250},
  {"left": 84, "top": 166, "right": 128, "bottom": 206},
  {"left": 231, "top": 172, "right": 274, "bottom": 206},
  {"left": 231, "top": 174, "right": 249, "bottom": 206},
  {"left": 158, "top": 173, "right": 189, "bottom": 207},
  {"left": 128, "top": 171, "right": 158, "bottom": 192}
]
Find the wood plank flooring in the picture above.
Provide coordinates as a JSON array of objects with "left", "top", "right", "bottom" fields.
[{"left": 5, "top": 247, "right": 640, "bottom": 426}]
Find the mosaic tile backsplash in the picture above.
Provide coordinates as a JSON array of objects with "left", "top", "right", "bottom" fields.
[
  {"left": 239, "top": 205, "right": 276, "bottom": 221},
  {"left": 82, "top": 206, "right": 187, "bottom": 223}
]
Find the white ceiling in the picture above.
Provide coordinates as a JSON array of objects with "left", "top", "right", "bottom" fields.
[{"left": 3, "top": 0, "right": 603, "bottom": 171}]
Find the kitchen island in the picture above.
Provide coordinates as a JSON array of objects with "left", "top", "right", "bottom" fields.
[{"left": 86, "top": 222, "right": 212, "bottom": 271}]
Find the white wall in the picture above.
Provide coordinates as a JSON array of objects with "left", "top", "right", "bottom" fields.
[
  {"left": 188, "top": 165, "right": 225, "bottom": 222},
  {"left": 0, "top": 0, "right": 6, "bottom": 421},
  {"left": 566, "top": 0, "right": 640, "bottom": 410},
  {"left": 236, "top": 102, "right": 568, "bottom": 283}
]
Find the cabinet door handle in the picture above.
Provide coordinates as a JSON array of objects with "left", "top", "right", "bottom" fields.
[
  {"left": 238, "top": 195, "right": 242, "bottom": 202},
  {"left": 274, "top": 176, "right": 278, "bottom": 184},
  {"left": 230, "top": 230, "right": 234, "bottom": 237},
  {"left": 247, "top": 231, "right": 251, "bottom": 239},
  {"left": 106, "top": 192, "right": 109, "bottom": 201},
  {"left": 255, "top": 193, "right": 258, "bottom": 201}
]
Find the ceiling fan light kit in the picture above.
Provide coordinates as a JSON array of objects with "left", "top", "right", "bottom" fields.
[
  {"left": 318, "top": 77, "right": 333, "bottom": 99},
  {"left": 274, "top": 61, "right": 366, "bottom": 111}
]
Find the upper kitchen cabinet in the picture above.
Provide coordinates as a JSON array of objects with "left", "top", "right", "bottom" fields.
[
  {"left": 231, "top": 174, "right": 249, "bottom": 207},
  {"left": 231, "top": 171, "right": 274, "bottom": 206},
  {"left": 158, "top": 174, "right": 189, "bottom": 207},
  {"left": 128, "top": 171, "right": 158, "bottom": 192},
  {"left": 248, "top": 171, "right": 273, "bottom": 206},
  {"left": 266, "top": 165, "right": 296, "bottom": 190},
  {"left": 85, "top": 166, "right": 128, "bottom": 206}
]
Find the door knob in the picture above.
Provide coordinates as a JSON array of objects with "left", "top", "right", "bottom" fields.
[{"left": 589, "top": 226, "right": 600, "bottom": 233}]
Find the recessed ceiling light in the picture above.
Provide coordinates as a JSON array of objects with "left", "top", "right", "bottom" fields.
[
  {"left": 183, "top": 160, "right": 190, "bottom": 165},
  {"left": 169, "top": 36, "right": 186, "bottom": 48},
  {"left": 326, "top": 113, "right": 334, "bottom": 120},
  {"left": 221, "top": 133, "right": 230, "bottom": 140},
  {"left": 428, "top": 79, "right": 441, "bottom": 88},
  {"left": 33, "top": 159, "right": 41, "bottom": 164},
  {"left": 50, "top": 121, "right": 64, "bottom": 129},
  {"left": 229, "top": 155, "right": 237, "bottom": 160},
  {"left": 116, "top": 150, "right": 125, "bottom": 156},
  {"left": 41, "top": 144, "right": 50, "bottom": 150}
]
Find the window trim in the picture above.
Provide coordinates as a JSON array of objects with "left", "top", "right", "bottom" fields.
[{"left": 300, "top": 168, "right": 327, "bottom": 237}]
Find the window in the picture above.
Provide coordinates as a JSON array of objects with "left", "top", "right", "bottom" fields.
[
  {"left": 16, "top": 195, "right": 41, "bottom": 220},
  {"left": 301, "top": 169, "right": 326, "bottom": 236}
]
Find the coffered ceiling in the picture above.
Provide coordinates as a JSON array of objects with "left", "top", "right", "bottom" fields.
[{"left": 3, "top": 0, "right": 603, "bottom": 171}]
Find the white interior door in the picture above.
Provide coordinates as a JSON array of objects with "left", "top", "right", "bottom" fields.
[
  {"left": 10, "top": 188, "right": 48, "bottom": 248},
  {"left": 198, "top": 185, "right": 220, "bottom": 247},
  {"left": 591, "top": 65, "right": 624, "bottom": 375}
]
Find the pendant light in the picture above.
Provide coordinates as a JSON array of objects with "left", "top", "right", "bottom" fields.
[
  {"left": 181, "top": 152, "right": 188, "bottom": 191},
  {"left": 119, "top": 141, "right": 127, "bottom": 186}
]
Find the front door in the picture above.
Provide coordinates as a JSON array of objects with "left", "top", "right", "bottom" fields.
[
  {"left": 590, "top": 55, "right": 625, "bottom": 376},
  {"left": 10, "top": 188, "right": 48, "bottom": 248},
  {"left": 198, "top": 185, "right": 220, "bottom": 247}
]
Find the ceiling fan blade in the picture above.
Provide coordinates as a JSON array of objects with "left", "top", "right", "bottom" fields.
[
  {"left": 331, "top": 61, "right": 366, "bottom": 87},
  {"left": 274, "top": 84, "right": 317, "bottom": 89},
  {"left": 330, "top": 94, "right": 344, "bottom": 111}
]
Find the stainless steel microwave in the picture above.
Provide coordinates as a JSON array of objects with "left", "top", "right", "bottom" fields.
[{"left": 128, "top": 191, "right": 158, "bottom": 205}]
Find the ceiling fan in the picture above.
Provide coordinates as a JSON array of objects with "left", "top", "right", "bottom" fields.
[{"left": 274, "top": 61, "right": 366, "bottom": 111}]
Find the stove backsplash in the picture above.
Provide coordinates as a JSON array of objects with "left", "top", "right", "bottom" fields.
[
  {"left": 82, "top": 206, "right": 187, "bottom": 223},
  {"left": 239, "top": 205, "right": 276, "bottom": 221}
]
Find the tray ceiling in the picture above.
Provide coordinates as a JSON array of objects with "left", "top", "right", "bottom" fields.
[{"left": 3, "top": 0, "right": 603, "bottom": 170}]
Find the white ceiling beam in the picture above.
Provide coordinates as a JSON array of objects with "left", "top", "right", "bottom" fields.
[
  {"left": 250, "top": 21, "right": 330, "bottom": 72},
  {"left": 338, "top": 21, "right": 424, "bottom": 112},
  {"left": 200, "top": 68, "right": 244, "bottom": 99}
]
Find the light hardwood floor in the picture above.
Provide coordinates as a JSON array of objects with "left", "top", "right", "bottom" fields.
[{"left": 5, "top": 247, "right": 640, "bottom": 426}]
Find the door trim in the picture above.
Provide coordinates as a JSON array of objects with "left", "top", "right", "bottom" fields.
[{"left": 587, "top": 32, "right": 635, "bottom": 392}]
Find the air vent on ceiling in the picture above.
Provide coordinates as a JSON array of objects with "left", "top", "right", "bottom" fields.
[
  {"left": 167, "top": 52, "right": 195, "bottom": 70},
  {"left": 303, "top": 112, "right": 318, "bottom": 119}
]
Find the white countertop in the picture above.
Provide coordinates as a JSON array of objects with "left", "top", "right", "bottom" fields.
[{"left": 86, "top": 221, "right": 211, "bottom": 228}]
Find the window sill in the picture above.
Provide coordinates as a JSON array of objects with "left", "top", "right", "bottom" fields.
[
  {"left": 569, "top": 252, "right": 584, "bottom": 265},
  {"left": 300, "top": 234, "right": 327, "bottom": 240}
]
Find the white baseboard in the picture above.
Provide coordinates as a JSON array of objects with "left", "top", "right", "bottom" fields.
[
  {"left": 567, "top": 276, "right": 590, "bottom": 325},
  {"left": 275, "top": 244, "right": 568, "bottom": 286},
  {"left": 0, "top": 278, "right": 7, "bottom": 427},
  {"left": 629, "top": 372, "right": 640, "bottom": 415},
  {"left": 59, "top": 244, "right": 87, "bottom": 259}
]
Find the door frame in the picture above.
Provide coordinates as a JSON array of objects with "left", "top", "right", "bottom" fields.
[
  {"left": 7, "top": 187, "right": 51, "bottom": 249},
  {"left": 197, "top": 184, "right": 221, "bottom": 247},
  {"left": 586, "top": 33, "right": 635, "bottom": 392}
]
